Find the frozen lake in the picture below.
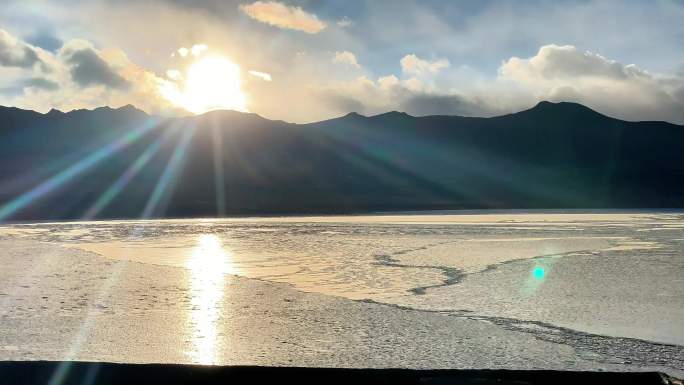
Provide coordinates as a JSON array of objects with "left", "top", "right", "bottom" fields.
[{"left": 0, "top": 212, "right": 683, "bottom": 375}]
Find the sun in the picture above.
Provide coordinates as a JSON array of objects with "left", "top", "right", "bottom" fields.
[{"left": 162, "top": 56, "right": 248, "bottom": 115}]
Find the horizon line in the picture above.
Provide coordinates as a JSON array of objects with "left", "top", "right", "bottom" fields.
[{"left": 1, "top": 100, "right": 681, "bottom": 126}]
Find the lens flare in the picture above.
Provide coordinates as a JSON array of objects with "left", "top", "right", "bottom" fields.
[{"left": 532, "top": 266, "right": 546, "bottom": 280}]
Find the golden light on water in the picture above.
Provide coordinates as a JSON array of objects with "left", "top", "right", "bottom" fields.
[
  {"left": 162, "top": 55, "right": 248, "bottom": 115},
  {"left": 186, "top": 234, "right": 231, "bottom": 364}
]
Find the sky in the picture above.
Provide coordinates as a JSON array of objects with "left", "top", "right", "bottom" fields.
[{"left": 1, "top": 0, "right": 683, "bottom": 123}]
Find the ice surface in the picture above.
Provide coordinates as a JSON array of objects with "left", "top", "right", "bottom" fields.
[{"left": 0, "top": 212, "right": 682, "bottom": 375}]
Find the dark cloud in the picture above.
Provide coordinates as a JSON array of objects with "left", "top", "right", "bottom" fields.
[
  {"left": 0, "top": 85, "right": 24, "bottom": 96},
  {"left": 320, "top": 92, "right": 367, "bottom": 115},
  {"left": 674, "top": 84, "right": 684, "bottom": 103},
  {"left": 398, "top": 94, "right": 499, "bottom": 117},
  {"left": 0, "top": 29, "right": 41, "bottom": 68},
  {"left": 0, "top": 77, "right": 59, "bottom": 97},
  {"left": 676, "top": 65, "right": 684, "bottom": 78},
  {"left": 66, "top": 48, "right": 129, "bottom": 89},
  {"left": 24, "top": 77, "right": 59, "bottom": 90},
  {"left": 318, "top": 80, "right": 504, "bottom": 119}
]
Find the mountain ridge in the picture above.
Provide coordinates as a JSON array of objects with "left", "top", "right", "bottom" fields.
[
  {"left": 0, "top": 100, "right": 682, "bottom": 220},
  {"left": 3, "top": 100, "right": 681, "bottom": 127}
]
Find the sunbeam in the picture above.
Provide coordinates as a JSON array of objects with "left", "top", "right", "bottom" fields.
[
  {"left": 82, "top": 139, "right": 164, "bottom": 220},
  {"left": 141, "top": 125, "right": 196, "bottom": 218},
  {"left": 0, "top": 118, "right": 161, "bottom": 222},
  {"left": 211, "top": 124, "right": 226, "bottom": 217}
]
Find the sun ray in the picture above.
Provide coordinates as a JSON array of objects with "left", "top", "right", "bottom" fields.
[
  {"left": 82, "top": 138, "right": 164, "bottom": 220},
  {"left": 0, "top": 118, "right": 161, "bottom": 222},
  {"left": 141, "top": 123, "right": 195, "bottom": 218},
  {"left": 211, "top": 124, "right": 226, "bottom": 217}
]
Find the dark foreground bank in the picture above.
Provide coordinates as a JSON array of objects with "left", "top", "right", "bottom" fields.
[{"left": 0, "top": 362, "right": 679, "bottom": 385}]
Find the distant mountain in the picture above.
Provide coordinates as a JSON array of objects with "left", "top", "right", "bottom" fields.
[{"left": 0, "top": 101, "right": 682, "bottom": 220}]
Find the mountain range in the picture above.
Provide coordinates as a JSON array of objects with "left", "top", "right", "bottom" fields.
[{"left": 0, "top": 101, "right": 682, "bottom": 221}]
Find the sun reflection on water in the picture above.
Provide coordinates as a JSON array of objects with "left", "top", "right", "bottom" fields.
[{"left": 186, "top": 234, "right": 230, "bottom": 364}]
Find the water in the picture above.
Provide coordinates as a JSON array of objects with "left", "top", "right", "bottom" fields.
[{"left": 0, "top": 212, "right": 683, "bottom": 373}]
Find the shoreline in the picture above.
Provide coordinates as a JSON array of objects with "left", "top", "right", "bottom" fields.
[{"left": 2, "top": 208, "right": 684, "bottom": 226}]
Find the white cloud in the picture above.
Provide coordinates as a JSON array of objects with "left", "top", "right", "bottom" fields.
[
  {"left": 377, "top": 75, "right": 399, "bottom": 89},
  {"left": 190, "top": 44, "right": 208, "bottom": 57},
  {"left": 312, "top": 44, "right": 684, "bottom": 124},
  {"left": 0, "top": 28, "right": 176, "bottom": 114},
  {"left": 174, "top": 44, "right": 207, "bottom": 58},
  {"left": 332, "top": 51, "right": 360, "bottom": 69},
  {"left": 400, "top": 54, "right": 450, "bottom": 75},
  {"left": 500, "top": 44, "right": 649, "bottom": 82},
  {"left": 499, "top": 44, "right": 684, "bottom": 123},
  {"left": 2, "top": 7, "right": 683, "bottom": 126},
  {"left": 403, "top": 77, "right": 424, "bottom": 92},
  {"left": 166, "top": 69, "right": 182, "bottom": 80},
  {"left": 336, "top": 16, "right": 353, "bottom": 28},
  {"left": 239, "top": 1, "right": 326, "bottom": 34},
  {"left": 249, "top": 70, "right": 272, "bottom": 81}
]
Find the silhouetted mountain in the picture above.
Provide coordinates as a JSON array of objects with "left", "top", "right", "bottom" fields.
[{"left": 0, "top": 101, "right": 682, "bottom": 220}]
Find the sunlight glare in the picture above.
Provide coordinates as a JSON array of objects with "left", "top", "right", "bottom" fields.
[{"left": 162, "top": 56, "right": 247, "bottom": 115}]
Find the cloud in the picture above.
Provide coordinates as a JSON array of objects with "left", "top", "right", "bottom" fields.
[
  {"left": 316, "top": 45, "right": 684, "bottom": 123},
  {"left": 499, "top": 44, "right": 684, "bottom": 123},
  {"left": 0, "top": 29, "right": 176, "bottom": 115},
  {"left": 174, "top": 45, "right": 207, "bottom": 58},
  {"left": 62, "top": 43, "right": 129, "bottom": 89},
  {"left": 336, "top": 16, "right": 353, "bottom": 28},
  {"left": 2, "top": 5, "right": 683, "bottom": 126},
  {"left": 332, "top": 51, "right": 360, "bottom": 68},
  {"left": 166, "top": 69, "right": 182, "bottom": 80},
  {"left": 320, "top": 91, "right": 366, "bottom": 114},
  {"left": 377, "top": 75, "right": 400, "bottom": 89},
  {"left": 402, "top": 77, "right": 425, "bottom": 92},
  {"left": 239, "top": 1, "right": 326, "bottom": 34},
  {"left": 500, "top": 44, "right": 648, "bottom": 81},
  {"left": 398, "top": 94, "right": 494, "bottom": 117},
  {"left": 0, "top": 28, "right": 41, "bottom": 68},
  {"left": 400, "top": 54, "right": 450, "bottom": 75},
  {"left": 248, "top": 70, "right": 272, "bottom": 81},
  {"left": 24, "top": 77, "right": 59, "bottom": 90},
  {"left": 191, "top": 44, "right": 207, "bottom": 57},
  {"left": 314, "top": 74, "right": 504, "bottom": 119}
]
